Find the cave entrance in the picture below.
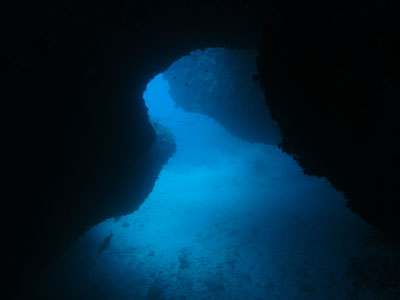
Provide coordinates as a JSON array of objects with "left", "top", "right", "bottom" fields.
[{"left": 39, "top": 48, "right": 370, "bottom": 300}]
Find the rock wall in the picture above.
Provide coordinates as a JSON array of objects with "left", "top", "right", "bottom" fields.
[
  {"left": 3, "top": 0, "right": 264, "bottom": 295},
  {"left": 164, "top": 48, "right": 281, "bottom": 145},
  {"left": 256, "top": 0, "right": 396, "bottom": 237}
]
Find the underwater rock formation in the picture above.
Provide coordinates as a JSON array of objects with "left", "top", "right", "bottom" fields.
[
  {"left": 164, "top": 48, "right": 281, "bottom": 145},
  {"left": 3, "top": 0, "right": 263, "bottom": 295},
  {"left": 150, "top": 119, "right": 177, "bottom": 166},
  {"left": 256, "top": 0, "right": 396, "bottom": 237},
  {"left": 3, "top": 0, "right": 395, "bottom": 297}
]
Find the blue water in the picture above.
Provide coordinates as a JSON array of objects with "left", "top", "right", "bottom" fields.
[{"left": 37, "top": 74, "right": 370, "bottom": 300}]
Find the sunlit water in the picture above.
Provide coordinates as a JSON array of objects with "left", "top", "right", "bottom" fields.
[{"left": 37, "top": 75, "right": 370, "bottom": 300}]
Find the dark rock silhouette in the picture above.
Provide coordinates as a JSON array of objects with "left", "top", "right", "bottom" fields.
[{"left": 256, "top": 0, "right": 396, "bottom": 237}]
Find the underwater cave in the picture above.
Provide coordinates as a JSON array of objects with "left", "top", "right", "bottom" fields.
[
  {"left": 26, "top": 48, "right": 397, "bottom": 300},
  {"left": 6, "top": 1, "right": 397, "bottom": 299}
]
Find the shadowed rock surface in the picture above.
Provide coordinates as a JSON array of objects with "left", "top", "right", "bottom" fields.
[
  {"left": 256, "top": 0, "right": 396, "bottom": 237},
  {"left": 164, "top": 48, "right": 281, "bottom": 145}
]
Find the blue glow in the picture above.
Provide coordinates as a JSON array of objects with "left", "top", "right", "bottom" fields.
[{"left": 37, "top": 66, "right": 370, "bottom": 300}]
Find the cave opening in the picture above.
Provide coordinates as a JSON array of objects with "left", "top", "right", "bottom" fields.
[{"left": 36, "top": 48, "right": 372, "bottom": 300}]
